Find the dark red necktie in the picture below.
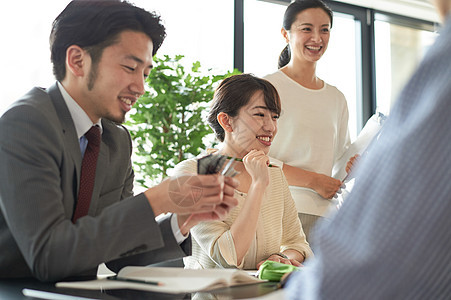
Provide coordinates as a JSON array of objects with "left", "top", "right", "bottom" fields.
[{"left": 72, "top": 126, "right": 101, "bottom": 222}]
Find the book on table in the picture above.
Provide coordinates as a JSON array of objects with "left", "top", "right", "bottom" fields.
[{"left": 56, "top": 266, "right": 265, "bottom": 294}]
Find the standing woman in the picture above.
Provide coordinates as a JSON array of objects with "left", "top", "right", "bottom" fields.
[{"left": 265, "top": 0, "right": 353, "bottom": 243}]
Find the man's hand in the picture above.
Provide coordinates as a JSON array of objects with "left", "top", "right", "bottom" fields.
[
  {"left": 176, "top": 177, "right": 239, "bottom": 235},
  {"left": 144, "top": 174, "right": 239, "bottom": 221}
]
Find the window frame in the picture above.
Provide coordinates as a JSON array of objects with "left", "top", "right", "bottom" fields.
[{"left": 235, "top": 0, "right": 438, "bottom": 130}]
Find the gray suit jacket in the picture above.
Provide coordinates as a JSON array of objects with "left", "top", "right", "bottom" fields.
[{"left": 0, "top": 83, "right": 190, "bottom": 281}]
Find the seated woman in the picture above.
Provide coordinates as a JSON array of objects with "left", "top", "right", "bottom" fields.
[{"left": 173, "top": 74, "right": 313, "bottom": 270}]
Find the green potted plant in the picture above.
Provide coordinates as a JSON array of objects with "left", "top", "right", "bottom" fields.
[{"left": 126, "top": 55, "right": 240, "bottom": 187}]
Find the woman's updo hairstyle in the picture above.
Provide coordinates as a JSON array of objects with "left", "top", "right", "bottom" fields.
[
  {"left": 278, "top": 0, "right": 333, "bottom": 69},
  {"left": 207, "top": 74, "right": 281, "bottom": 142}
]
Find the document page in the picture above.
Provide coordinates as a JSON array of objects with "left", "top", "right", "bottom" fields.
[
  {"left": 57, "top": 266, "right": 264, "bottom": 294},
  {"left": 333, "top": 112, "right": 386, "bottom": 181}
]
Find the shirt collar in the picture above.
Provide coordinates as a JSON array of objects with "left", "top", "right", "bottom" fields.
[{"left": 57, "top": 81, "right": 103, "bottom": 139}]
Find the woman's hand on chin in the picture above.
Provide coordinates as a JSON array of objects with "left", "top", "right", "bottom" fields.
[{"left": 243, "top": 149, "right": 270, "bottom": 186}]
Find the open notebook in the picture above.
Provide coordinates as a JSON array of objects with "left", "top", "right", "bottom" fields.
[{"left": 56, "top": 266, "right": 264, "bottom": 294}]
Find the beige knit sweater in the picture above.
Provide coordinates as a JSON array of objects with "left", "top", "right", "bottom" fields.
[{"left": 173, "top": 157, "right": 313, "bottom": 270}]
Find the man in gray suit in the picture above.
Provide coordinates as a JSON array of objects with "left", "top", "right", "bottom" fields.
[{"left": 0, "top": 0, "right": 238, "bottom": 282}]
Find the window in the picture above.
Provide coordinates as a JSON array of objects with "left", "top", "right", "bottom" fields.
[
  {"left": 243, "top": 0, "right": 286, "bottom": 76},
  {"left": 374, "top": 14, "right": 438, "bottom": 115},
  {"left": 0, "top": 0, "right": 440, "bottom": 131},
  {"left": 316, "top": 11, "right": 360, "bottom": 141},
  {"left": 243, "top": 0, "right": 439, "bottom": 140},
  {"left": 133, "top": 0, "right": 234, "bottom": 75}
]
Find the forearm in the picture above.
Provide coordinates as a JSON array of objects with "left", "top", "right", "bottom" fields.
[
  {"left": 283, "top": 164, "right": 342, "bottom": 199},
  {"left": 230, "top": 182, "right": 265, "bottom": 264},
  {"left": 282, "top": 163, "right": 316, "bottom": 188}
]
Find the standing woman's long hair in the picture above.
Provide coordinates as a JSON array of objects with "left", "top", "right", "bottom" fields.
[{"left": 278, "top": 0, "right": 333, "bottom": 69}]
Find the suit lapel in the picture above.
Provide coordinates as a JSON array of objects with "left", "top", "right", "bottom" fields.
[
  {"left": 47, "top": 83, "right": 83, "bottom": 197},
  {"left": 46, "top": 83, "right": 112, "bottom": 217}
]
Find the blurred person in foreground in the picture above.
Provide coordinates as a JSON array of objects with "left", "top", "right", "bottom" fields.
[{"left": 284, "top": 0, "right": 451, "bottom": 298}]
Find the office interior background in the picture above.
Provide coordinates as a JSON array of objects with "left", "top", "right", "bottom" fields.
[{"left": 0, "top": 0, "right": 439, "bottom": 142}]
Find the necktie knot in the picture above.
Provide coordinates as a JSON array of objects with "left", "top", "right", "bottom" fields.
[{"left": 85, "top": 126, "right": 101, "bottom": 147}]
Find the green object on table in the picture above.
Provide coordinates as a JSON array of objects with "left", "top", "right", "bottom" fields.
[{"left": 258, "top": 260, "right": 300, "bottom": 282}]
